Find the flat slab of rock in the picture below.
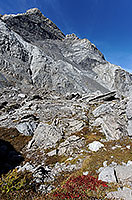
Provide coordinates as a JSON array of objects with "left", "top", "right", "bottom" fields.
[
  {"left": 47, "top": 149, "right": 57, "bottom": 157},
  {"left": 99, "top": 163, "right": 132, "bottom": 186},
  {"left": 92, "top": 101, "right": 128, "bottom": 140}
]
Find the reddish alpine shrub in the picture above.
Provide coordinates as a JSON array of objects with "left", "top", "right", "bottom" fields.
[{"left": 50, "top": 174, "right": 108, "bottom": 199}]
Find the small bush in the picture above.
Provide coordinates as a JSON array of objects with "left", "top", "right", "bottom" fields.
[
  {"left": 0, "top": 169, "right": 27, "bottom": 194},
  {"left": 0, "top": 168, "right": 36, "bottom": 200},
  {"left": 46, "top": 174, "right": 108, "bottom": 199}
]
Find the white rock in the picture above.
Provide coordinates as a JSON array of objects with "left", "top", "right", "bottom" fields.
[
  {"left": 88, "top": 141, "right": 104, "bottom": 152},
  {"left": 16, "top": 121, "right": 37, "bottom": 136},
  {"left": 47, "top": 150, "right": 57, "bottom": 157},
  {"left": 112, "top": 145, "right": 122, "bottom": 150},
  {"left": 66, "top": 157, "right": 73, "bottom": 161},
  {"left": 18, "top": 162, "right": 34, "bottom": 172},
  {"left": 103, "top": 161, "right": 108, "bottom": 167},
  {"left": 18, "top": 93, "right": 26, "bottom": 98},
  {"left": 109, "top": 161, "right": 117, "bottom": 168},
  {"left": 83, "top": 171, "right": 89, "bottom": 176},
  {"left": 127, "top": 161, "right": 132, "bottom": 166},
  {"left": 97, "top": 167, "right": 105, "bottom": 173},
  {"left": 111, "top": 146, "right": 116, "bottom": 150},
  {"left": 98, "top": 166, "right": 117, "bottom": 183}
]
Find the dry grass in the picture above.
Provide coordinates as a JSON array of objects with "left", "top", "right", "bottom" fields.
[
  {"left": 45, "top": 155, "right": 68, "bottom": 166},
  {"left": 79, "top": 137, "right": 132, "bottom": 175},
  {"left": 0, "top": 123, "right": 131, "bottom": 199},
  {"left": 0, "top": 127, "right": 32, "bottom": 152}
]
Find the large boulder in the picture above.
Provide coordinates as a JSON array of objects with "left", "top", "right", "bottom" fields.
[
  {"left": 92, "top": 100, "right": 128, "bottom": 139},
  {"left": 28, "top": 122, "right": 63, "bottom": 149}
]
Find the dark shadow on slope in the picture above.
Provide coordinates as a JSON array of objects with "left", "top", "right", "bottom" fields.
[
  {"left": 0, "top": 139, "right": 24, "bottom": 176},
  {"left": 0, "top": 127, "right": 32, "bottom": 176}
]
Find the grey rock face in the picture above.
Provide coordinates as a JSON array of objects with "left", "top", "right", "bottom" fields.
[
  {"left": 98, "top": 166, "right": 117, "bottom": 183},
  {"left": 92, "top": 100, "right": 128, "bottom": 140},
  {"left": 28, "top": 122, "right": 63, "bottom": 149},
  {"left": 0, "top": 139, "right": 23, "bottom": 175},
  {"left": 116, "top": 165, "right": 132, "bottom": 186},
  {"left": 0, "top": 8, "right": 131, "bottom": 96},
  {"left": 107, "top": 187, "right": 132, "bottom": 200},
  {"left": 126, "top": 86, "right": 132, "bottom": 136},
  {"left": 99, "top": 162, "right": 132, "bottom": 197},
  {"left": 2, "top": 8, "right": 65, "bottom": 43},
  {"left": 58, "top": 135, "right": 84, "bottom": 156},
  {"left": 0, "top": 19, "right": 33, "bottom": 87}
]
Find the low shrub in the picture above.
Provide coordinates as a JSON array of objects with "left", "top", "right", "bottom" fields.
[
  {"left": 0, "top": 168, "right": 35, "bottom": 199},
  {"left": 46, "top": 174, "right": 108, "bottom": 199},
  {"left": 0, "top": 169, "right": 27, "bottom": 194}
]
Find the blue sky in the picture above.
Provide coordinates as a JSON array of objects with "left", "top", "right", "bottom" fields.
[{"left": 0, "top": 0, "right": 132, "bottom": 73}]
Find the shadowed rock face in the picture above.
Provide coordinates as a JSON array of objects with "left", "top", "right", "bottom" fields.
[
  {"left": 1, "top": 8, "right": 65, "bottom": 43},
  {"left": 0, "top": 127, "right": 32, "bottom": 175}
]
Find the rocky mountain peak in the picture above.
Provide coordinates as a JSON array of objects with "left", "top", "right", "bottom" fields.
[
  {"left": 26, "top": 7, "right": 44, "bottom": 15},
  {"left": 1, "top": 8, "right": 42, "bottom": 20},
  {"left": 1, "top": 8, "right": 65, "bottom": 43}
]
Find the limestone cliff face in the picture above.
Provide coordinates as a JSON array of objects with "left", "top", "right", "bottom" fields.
[{"left": 0, "top": 8, "right": 131, "bottom": 96}]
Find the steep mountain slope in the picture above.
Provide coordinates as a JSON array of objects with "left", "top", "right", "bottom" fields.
[
  {"left": 0, "top": 8, "right": 131, "bottom": 96},
  {"left": 0, "top": 8, "right": 132, "bottom": 199}
]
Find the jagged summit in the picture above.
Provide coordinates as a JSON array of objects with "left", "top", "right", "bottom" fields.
[
  {"left": 1, "top": 8, "right": 65, "bottom": 43},
  {"left": 2, "top": 8, "right": 42, "bottom": 19},
  {"left": 26, "top": 8, "right": 44, "bottom": 15}
]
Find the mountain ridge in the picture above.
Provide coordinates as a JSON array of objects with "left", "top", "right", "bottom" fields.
[{"left": 0, "top": 8, "right": 131, "bottom": 96}]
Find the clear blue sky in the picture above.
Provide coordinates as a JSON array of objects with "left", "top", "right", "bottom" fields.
[{"left": 0, "top": 0, "right": 132, "bottom": 73}]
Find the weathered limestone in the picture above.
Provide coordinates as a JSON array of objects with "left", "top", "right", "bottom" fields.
[{"left": 28, "top": 122, "right": 63, "bottom": 149}]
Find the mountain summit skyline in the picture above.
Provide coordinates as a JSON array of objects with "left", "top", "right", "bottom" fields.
[
  {"left": 0, "top": 8, "right": 131, "bottom": 97},
  {"left": 0, "top": 0, "right": 132, "bottom": 73}
]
